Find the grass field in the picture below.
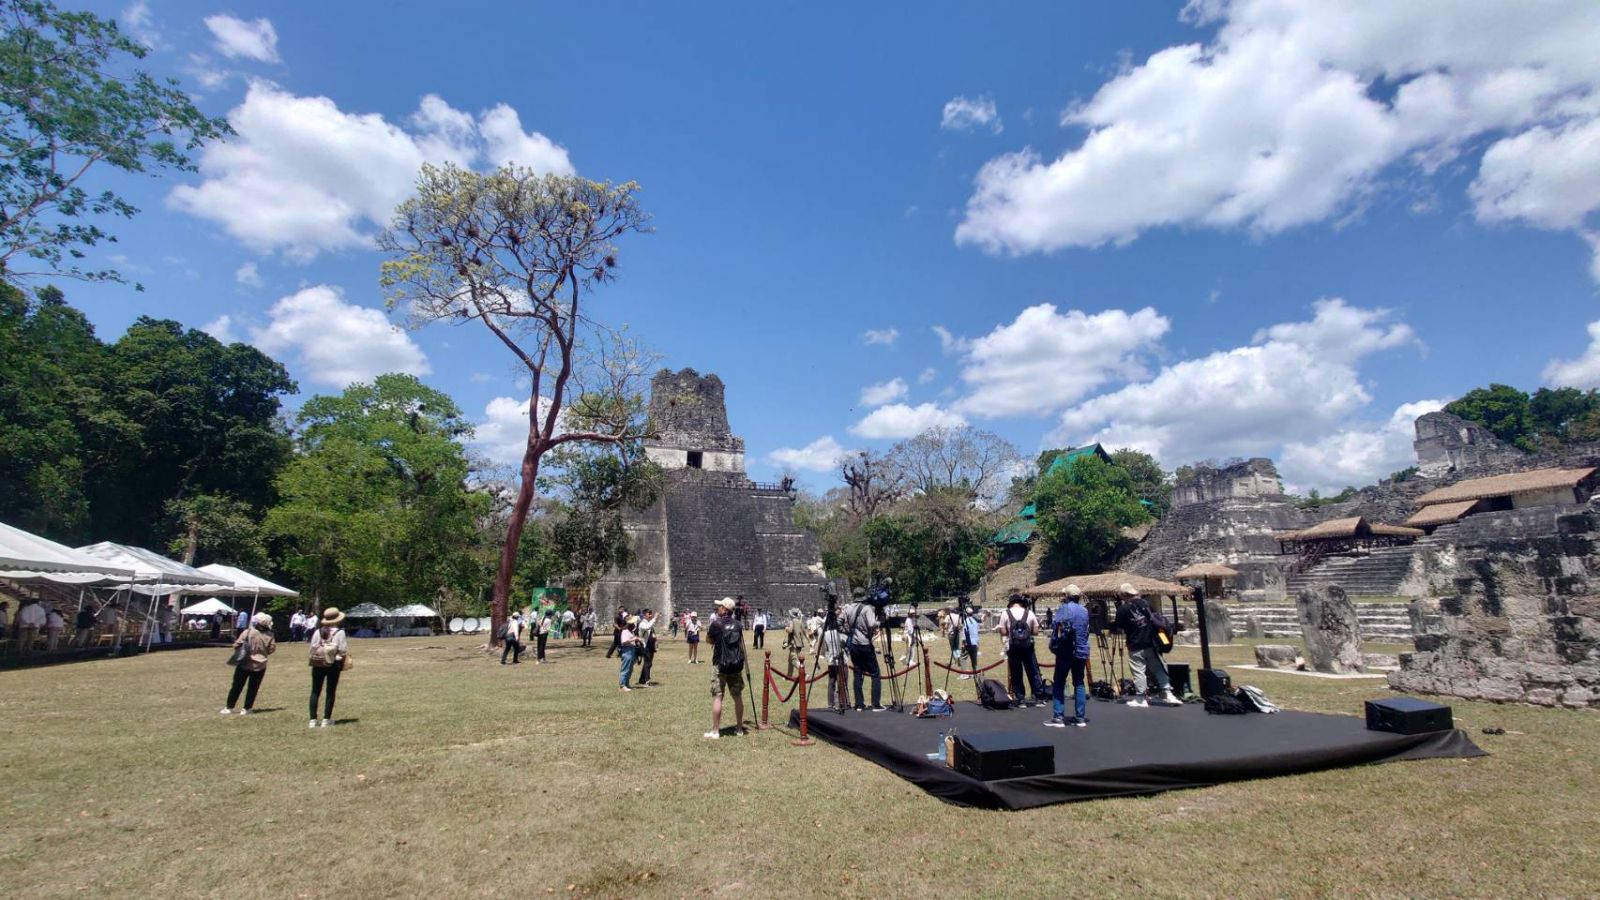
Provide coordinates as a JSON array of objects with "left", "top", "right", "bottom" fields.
[{"left": 2, "top": 633, "right": 1596, "bottom": 899}]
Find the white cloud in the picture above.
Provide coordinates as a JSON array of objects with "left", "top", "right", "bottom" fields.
[
  {"left": 1052, "top": 298, "right": 1418, "bottom": 470},
  {"left": 120, "top": 2, "right": 159, "bottom": 48},
  {"left": 860, "top": 378, "right": 909, "bottom": 407},
  {"left": 917, "top": 367, "right": 938, "bottom": 384},
  {"left": 250, "top": 285, "right": 429, "bottom": 388},
  {"left": 941, "top": 95, "right": 1003, "bottom": 134},
  {"left": 234, "top": 261, "right": 262, "bottom": 287},
  {"left": 767, "top": 436, "right": 853, "bottom": 473},
  {"left": 850, "top": 403, "right": 967, "bottom": 440},
  {"left": 168, "top": 81, "right": 574, "bottom": 261},
  {"left": 862, "top": 327, "right": 900, "bottom": 346},
  {"left": 204, "top": 15, "right": 279, "bottom": 63},
  {"left": 1278, "top": 399, "right": 1448, "bottom": 494},
  {"left": 955, "top": 1, "right": 1600, "bottom": 280},
  {"left": 469, "top": 371, "right": 494, "bottom": 384},
  {"left": 473, "top": 395, "right": 565, "bottom": 467},
  {"left": 201, "top": 314, "right": 236, "bottom": 343},
  {"left": 947, "top": 304, "right": 1170, "bottom": 417},
  {"left": 932, "top": 325, "right": 964, "bottom": 353},
  {"left": 1543, "top": 320, "right": 1600, "bottom": 389}
]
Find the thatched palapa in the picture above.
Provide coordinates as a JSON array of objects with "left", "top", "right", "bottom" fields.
[
  {"left": 1024, "top": 571, "right": 1188, "bottom": 598},
  {"left": 1174, "top": 563, "right": 1240, "bottom": 579},
  {"left": 1414, "top": 467, "right": 1596, "bottom": 507}
]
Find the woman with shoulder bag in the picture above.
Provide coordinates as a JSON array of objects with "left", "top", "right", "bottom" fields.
[
  {"left": 308, "top": 608, "right": 349, "bottom": 729},
  {"left": 221, "top": 612, "right": 277, "bottom": 716}
]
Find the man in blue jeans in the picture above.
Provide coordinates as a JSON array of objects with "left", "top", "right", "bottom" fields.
[{"left": 1047, "top": 584, "right": 1092, "bottom": 728}]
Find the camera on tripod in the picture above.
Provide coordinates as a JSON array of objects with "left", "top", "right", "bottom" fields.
[{"left": 865, "top": 577, "right": 893, "bottom": 610}]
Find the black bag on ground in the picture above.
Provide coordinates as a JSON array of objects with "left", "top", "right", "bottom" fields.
[
  {"left": 1090, "top": 679, "right": 1115, "bottom": 700},
  {"left": 1204, "top": 692, "right": 1249, "bottom": 715},
  {"left": 716, "top": 620, "right": 745, "bottom": 674},
  {"left": 978, "top": 678, "right": 1014, "bottom": 709}
]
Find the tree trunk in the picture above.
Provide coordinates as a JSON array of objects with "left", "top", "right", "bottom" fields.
[
  {"left": 181, "top": 519, "right": 199, "bottom": 566},
  {"left": 490, "top": 438, "right": 543, "bottom": 648}
]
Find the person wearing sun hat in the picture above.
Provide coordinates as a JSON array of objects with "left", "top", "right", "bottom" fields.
[
  {"left": 221, "top": 612, "right": 278, "bottom": 716},
  {"left": 307, "top": 607, "right": 349, "bottom": 728}
]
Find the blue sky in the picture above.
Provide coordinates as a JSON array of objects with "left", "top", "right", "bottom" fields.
[{"left": 52, "top": 1, "right": 1600, "bottom": 493}]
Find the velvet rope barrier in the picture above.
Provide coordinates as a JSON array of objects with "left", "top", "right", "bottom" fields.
[
  {"left": 766, "top": 667, "right": 800, "bottom": 704},
  {"left": 931, "top": 657, "right": 1007, "bottom": 677}
]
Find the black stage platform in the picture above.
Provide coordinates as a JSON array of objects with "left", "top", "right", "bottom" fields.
[{"left": 789, "top": 700, "right": 1485, "bottom": 810}]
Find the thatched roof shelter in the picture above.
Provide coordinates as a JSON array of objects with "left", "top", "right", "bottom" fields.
[
  {"left": 1174, "top": 563, "right": 1239, "bottom": 579},
  {"left": 1414, "top": 466, "right": 1595, "bottom": 507},
  {"left": 1403, "top": 499, "right": 1479, "bottom": 529},
  {"left": 1023, "top": 571, "right": 1187, "bottom": 598}
]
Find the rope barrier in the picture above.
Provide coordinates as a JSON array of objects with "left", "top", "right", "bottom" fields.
[
  {"left": 931, "top": 657, "right": 1007, "bottom": 677},
  {"left": 765, "top": 668, "right": 799, "bottom": 703}
]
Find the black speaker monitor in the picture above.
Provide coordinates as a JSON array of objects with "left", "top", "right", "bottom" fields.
[
  {"left": 955, "top": 730, "right": 1054, "bottom": 781},
  {"left": 1365, "top": 697, "right": 1453, "bottom": 735}
]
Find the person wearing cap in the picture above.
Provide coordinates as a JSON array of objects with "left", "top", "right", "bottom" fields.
[
  {"left": 841, "top": 587, "right": 884, "bottom": 712},
  {"left": 308, "top": 608, "right": 349, "bottom": 728},
  {"left": 633, "top": 608, "right": 659, "bottom": 686},
  {"left": 705, "top": 597, "right": 747, "bottom": 737},
  {"left": 1047, "top": 585, "right": 1092, "bottom": 727},
  {"left": 781, "top": 607, "right": 808, "bottom": 678},
  {"left": 993, "top": 594, "right": 1046, "bottom": 707},
  {"left": 222, "top": 612, "right": 278, "bottom": 716},
  {"left": 534, "top": 607, "right": 553, "bottom": 663},
  {"left": 617, "top": 615, "right": 641, "bottom": 691},
  {"left": 684, "top": 610, "right": 702, "bottom": 664},
  {"left": 1112, "top": 584, "right": 1178, "bottom": 708},
  {"left": 501, "top": 611, "right": 524, "bottom": 665}
]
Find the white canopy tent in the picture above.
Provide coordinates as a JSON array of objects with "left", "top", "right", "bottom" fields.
[
  {"left": 180, "top": 597, "right": 237, "bottom": 616},
  {"left": 75, "top": 543, "right": 220, "bottom": 650},
  {"left": 345, "top": 602, "right": 392, "bottom": 618},
  {"left": 0, "top": 520, "right": 136, "bottom": 584},
  {"left": 197, "top": 564, "right": 298, "bottom": 613},
  {"left": 390, "top": 603, "right": 439, "bottom": 617}
]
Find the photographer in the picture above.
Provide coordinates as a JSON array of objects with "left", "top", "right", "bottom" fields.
[
  {"left": 1111, "top": 584, "right": 1180, "bottom": 708},
  {"left": 841, "top": 588, "right": 885, "bottom": 712},
  {"left": 993, "top": 594, "right": 1046, "bottom": 707},
  {"left": 958, "top": 601, "right": 981, "bottom": 678}
]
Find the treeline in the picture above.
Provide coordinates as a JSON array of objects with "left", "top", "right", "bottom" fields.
[
  {"left": 796, "top": 428, "right": 1167, "bottom": 600},
  {"left": 0, "top": 284, "right": 654, "bottom": 616},
  {"left": 1443, "top": 383, "right": 1600, "bottom": 451}
]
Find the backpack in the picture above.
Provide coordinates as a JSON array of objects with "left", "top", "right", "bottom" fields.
[
  {"left": 1149, "top": 606, "right": 1174, "bottom": 654},
  {"left": 1006, "top": 609, "right": 1033, "bottom": 654},
  {"left": 311, "top": 632, "right": 340, "bottom": 668},
  {"left": 1204, "top": 692, "right": 1249, "bottom": 715},
  {"left": 1236, "top": 684, "right": 1280, "bottom": 714},
  {"left": 978, "top": 678, "right": 1014, "bottom": 709},
  {"left": 716, "top": 619, "right": 745, "bottom": 674},
  {"left": 1048, "top": 615, "right": 1076, "bottom": 656}
]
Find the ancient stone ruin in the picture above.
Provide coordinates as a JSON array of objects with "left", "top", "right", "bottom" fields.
[
  {"left": 590, "top": 368, "right": 828, "bottom": 624},
  {"left": 1296, "top": 584, "right": 1365, "bottom": 674}
]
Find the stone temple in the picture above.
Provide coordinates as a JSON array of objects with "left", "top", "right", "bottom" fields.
[{"left": 590, "top": 368, "right": 828, "bottom": 624}]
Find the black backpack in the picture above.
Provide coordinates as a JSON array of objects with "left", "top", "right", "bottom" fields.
[
  {"left": 1006, "top": 609, "right": 1032, "bottom": 653},
  {"left": 1149, "top": 606, "right": 1174, "bottom": 654},
  {"left": 716, "top": 619, "right": 745, "bottom": 674},
  {"left": 1204, "top": 692, "right": 1248, "bottom": 715},
  {"left": 1048, "top": 615, "right": 1076, "bottom": 656},
  {"left": 978, "top": 678, "right": 1014, "bottom": 709}
]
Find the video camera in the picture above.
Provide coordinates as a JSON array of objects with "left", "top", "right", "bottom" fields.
[{"left": 865, "top": 577, "right": 893, "bottom": 610}]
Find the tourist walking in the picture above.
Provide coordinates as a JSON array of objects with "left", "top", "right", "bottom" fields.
[
  {"left": 289, "top": 610, "right": 305, "bottom": 642},
  {"left": 1047, "top": 585, "right": 1092, "bottom": 728},
  {"left": 1112, "top": 584, "right": 1179, "bottom": 708},
  {"left": 958, "top": 602, "right": 981, "bottom": 678},
  {"left": 635, "top": 608, "right": 658, "bottom": 686},
  {"left": 994, "top": 594, "right": 1047, "bottom": 707},
  {"left": 222, "top": 612, "right": 278, "bottom": 716},
  {"left": 842, "top": 589, "right": 883, "bottom": 711},
  {"left": 44, "top": 607, "right": 65, "bottom": 651},
  {"left": 781, "top": 608, "right": 807, "bottom": 677},
  {"left": 234, "top": 608, "right": 249, "bottom": 638},
  {"left": 580, "top": 608, "right": 596, "bottom": 647},
  {"left": 751, "top": 608, "right": 768, "bottom": 648},
  {"left": 561, "top": 607, "right": 575, "bottom": 640},
  {"left": 668, "top": 611, "right": 679, "bottom": 639},
  {"left": 617, "top": 615, "right": 640, "bottom": 691},
  {"left": 74, "top": 603, "right": 96, "bottom": 648},
  {"left": 501, "top": 612, "right": 524, "bottom": 664},
  {"left": 705, "top": 597, "right": 747, "bottom": 738},
  {"left": 606, "top": 606, "right": 627, "bottom": 658},
  {"left": 534, "top": 609, "right": 552, "bottom": 663},
  {"left": 308, "top": 608, "right": 349, "bottom": 728},
  {"left": 684, "top": 610, "right": 702, "bottom": 663}
]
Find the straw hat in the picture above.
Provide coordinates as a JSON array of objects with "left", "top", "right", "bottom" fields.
[
  {"left": 320, "top": 607, "right": 346, "bottom": 626},
  {"left": 715, "top": 597, "right": 735, "bottom": 611},
  {"left": 1063, "top": 584, "right": 1083, "bottom": 598},
  {"left": 627, "top": 615, "right": 640, "bottom": 626}
]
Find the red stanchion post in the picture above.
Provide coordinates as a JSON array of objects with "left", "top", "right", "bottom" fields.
[
  {"left": 792, "top": 654, "right": 814, "bottom": 747},
  {"left": 921, "top": 641, "right": 933, "bottom": 697},
  {"left": 760, "top": 650, "right": 772, "bottom": 730}
]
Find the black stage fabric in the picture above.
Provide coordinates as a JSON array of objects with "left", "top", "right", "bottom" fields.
[{"left": 788, "top": 700, "right": 1485, "bottom": 810}]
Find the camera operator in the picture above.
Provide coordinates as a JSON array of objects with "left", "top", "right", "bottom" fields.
[
  {"left": 812, "top": 591, "right": 846, "bottom": 711},
  {"left": 841, "top": 587, "right": 885, "bottom": 712},
  {"left": 957, "top": 599, "right": 981, "bottom": 678}
]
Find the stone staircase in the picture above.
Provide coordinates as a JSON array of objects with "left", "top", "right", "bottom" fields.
[
  {"left": 1235, "top": 602, "right": 1413, "bottom": 643},
  {"left": 1283, "top": 543, "right": 1421, "bottom": 598}
]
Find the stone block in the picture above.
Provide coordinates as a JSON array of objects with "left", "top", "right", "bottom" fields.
[
  {"left": 1362, "top": 652, "right": 1400, "bottom": 669},
  {"left": 1244, "top": 614, "right": 1263, "bottom": 638},
  {"left": 1296, "top": 584, "right": 1365, "bottom": 674},
  {"left": 1254, "top": 644, "right": 1298, "bottom": 669}
]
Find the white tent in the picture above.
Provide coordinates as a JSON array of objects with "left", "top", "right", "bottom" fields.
[
  {"left": 197, "top": 564, "right": 298, "bottom": 599},
  {"left": 75, "top": 542, "right": 221, "bottom": 650},
  {"left": 180, "top": 597, "right": 237, "bottom": 616},
  {"left": 345, "top": 602, "right": 392, "bottom": 618},
  {"left": 390, "top": 603, "right": 439, "bottom": 617},
  {"left": 0, "top": 520, "right": 136, "bottom": 584}
]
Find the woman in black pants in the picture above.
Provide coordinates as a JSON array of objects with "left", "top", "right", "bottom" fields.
[
  {"left": 308, "top": 608, "right": 348, "bottom": 728},
  {"left": 535, "top": 610, "right": 552, "bottom": 663},
  {"left": 221, "top": 613, "right": 277, "bottom": 716}
]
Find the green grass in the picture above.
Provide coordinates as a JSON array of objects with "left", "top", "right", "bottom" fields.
[{"left": 1, "top": 634, "right": 1596, "bottom": 899}]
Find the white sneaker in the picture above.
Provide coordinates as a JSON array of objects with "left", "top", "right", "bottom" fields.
[
  {"left": 238, "top": 709, "right": 251, "bottom": 716},
  {"left": 703, "top": 730, "right": 720, "bottom": 739},
  {"left": 1158, "top": 692, "right": 1181, "bottom": 706},
  {"left": 1126, "top": 698, "right": 1148, "bottom": 708},
  {"left": 320, "top": 718, "right": 332, "bottom": 728},
  {"left": 309, "top": 720, "right": 319, "bottom": 729},
  {"left": 220, "top": 708, "right": 232, "bottom": 715}
]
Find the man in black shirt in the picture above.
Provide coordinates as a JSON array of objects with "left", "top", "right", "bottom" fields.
[
  {"left": 1111, "top": 584, "right": 1179, "bottom": 707},
  {"left": 705, "top": 597, "right": 747, "bottom": 738}
]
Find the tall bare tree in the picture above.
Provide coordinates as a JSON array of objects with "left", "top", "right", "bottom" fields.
[
  {"left": 840, "top": 449, "right": 903, "bottom": 520},
  {"left": 380, "top": 163, "right": 652, "bottom": 643},
  {"left": 889, "top": 425, "right": 1021, "bottom": 505}
]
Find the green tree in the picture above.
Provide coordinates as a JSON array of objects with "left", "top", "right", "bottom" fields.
[
  {"left": 1109, "top": 448, "right": 1171, "bottom": 517},
  {"left": 539, "top": 448, "right": 663, "bottom": 591},
  {"left": 1444, "top": 384, "right": 1534, "bottom": 451},
  {"left": 1032, "top": 455, "right": 1151, "bottom": 575},
  {"left": 0, "top": 0, "right": 230, "bottom": 287},
  {"left": 265, "top": 374, "right": 488, "bottom": 608},
  {"left": 862, "top": 487, "right": 992, "bottom": 602},
  {"left": 1529, "top": 387, "right": 1598, "bottom": 442},
  {"left": 164, "top": 492, "right": 266, "bottom": 568},
  {"left": 380, "top": 164, "right": 654, "bottom": 643}
]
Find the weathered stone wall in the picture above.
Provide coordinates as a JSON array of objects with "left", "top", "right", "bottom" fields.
[
  {"left": 1389, "top": 503, "right": 1600, "bottom": 708},
  {"left": 645, "top": 368, "right": 743, "bottom": 453},
  {"left": 1414, "top": 411, "right": 1523, "bottom": 477},
  {"left": 1171, "top": 458, "right": 1283, "bottom": 508}
]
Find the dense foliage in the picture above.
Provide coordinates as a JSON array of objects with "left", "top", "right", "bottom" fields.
[
  {"left": 1032, "top": 454, "right": 1152, "bottom": 575},
  {"left": 1444, "top": 383, "right": 1600, "bottom": 451}
]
